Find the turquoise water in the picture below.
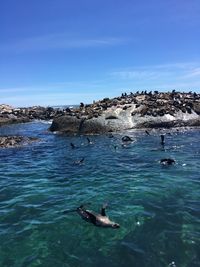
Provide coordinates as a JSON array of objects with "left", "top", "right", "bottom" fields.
[{"left": 0, "top": 122, "right": 199, "bottom": 267}]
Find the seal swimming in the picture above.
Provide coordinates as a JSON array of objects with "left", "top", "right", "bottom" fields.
[
  {"left": 160, "top": 134, "right": 165, "bottom": 145},
  {"left": 73, "top": 158, "right": 85, "bottom": 165},
  {"left": 64, "top": 204, "right": 120, "bottom": 229},
  {"left": 70, "top": 142, "right": 76, "bottom": 149},
  {"left": 122, "top": 136, "right": 133, "bottom": 142},
  {"left": 160, "top": 158, "right": 175, "bottom": 165},
  {"left": 86, "top": 137, "right": 93, "bottom": 144}
]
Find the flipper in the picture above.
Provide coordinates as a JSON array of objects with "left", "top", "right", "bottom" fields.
[
  {"left": 101, "top": 203, "right": 108, "bottom": 216},
  {"left": 160, "top": 135, "right": 165, "bottom": 145},
  {"left": 80, "top": 158, "right": 85, "bottom": 163},
  {"left": 70, "top": 143, "right": 75, "bottom": 149}
]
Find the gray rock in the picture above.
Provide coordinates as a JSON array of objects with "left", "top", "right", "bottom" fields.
[
  {"left": 50, "top": 116, "right": 83, "bottom": 134},
  {"left": 193, "top": 102, "right": 200, "bottom": 114},
  {"left": 0, "top": 136, "right": 39, "bottom": 148}
]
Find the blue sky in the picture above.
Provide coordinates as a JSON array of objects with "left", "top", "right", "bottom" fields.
[{"left": 1, "top": 0, "right": 200, "bottom": 107}]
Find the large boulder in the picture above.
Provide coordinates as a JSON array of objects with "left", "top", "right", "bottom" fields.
[
  {"left": 49, "top": 115, "right": 116, "bottom": 134},
  {"left": 50, "top": 116, "right": 85, "bottom": 134}
]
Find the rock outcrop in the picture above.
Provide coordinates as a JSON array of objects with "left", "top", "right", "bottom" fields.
[
  {"left": 50, "top": 91, "right": 200, "bottom": 134},
  {"left": 0, "top": 105, "right": 68, "bottom": 126},
  {"left": 0, "top": 136, "right": 39, "bottom": 148}
]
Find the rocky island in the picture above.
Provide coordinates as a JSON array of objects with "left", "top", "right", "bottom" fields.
[
  {"left": 1, "top": 91, "right": 200, "bottom": 138},
  {"left": 50, "top": 91, "right": 200, "bottom": 134}
]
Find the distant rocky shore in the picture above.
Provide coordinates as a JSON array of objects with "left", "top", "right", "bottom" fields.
[
  {"left": 50, "top": 91, "right": 200, "bottom": 134},
  {"left": 0, "top": 105, "right": 68, "bottom": 147},
  {"left": 0, "top": 105, "right": 69, "bottom": 127}
]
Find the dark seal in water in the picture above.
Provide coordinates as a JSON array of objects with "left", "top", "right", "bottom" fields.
[
  {"left": 160, "top": 158, "right": 175, "bottom": 165},
  {"left": 122, "top": 136, "right": 133, "bottom": 142},
  {"left": 64, "top": 204, "right": 120, "bottom": 229},
  {"left": 76, "top": 204, "right": 120, "bottom": 228}
]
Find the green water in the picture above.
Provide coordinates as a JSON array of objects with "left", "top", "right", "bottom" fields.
[{"left": 0, "top": 122, "right": 199, "bottom": 267}]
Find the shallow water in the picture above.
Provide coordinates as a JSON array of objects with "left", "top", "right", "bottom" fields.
[{"left": 0, "top": 122, "right": 199, "bottom": 267}]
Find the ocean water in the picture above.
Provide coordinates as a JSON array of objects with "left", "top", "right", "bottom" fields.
[{"left": 0, "top": 121, "right": 199, "bottom": 267}]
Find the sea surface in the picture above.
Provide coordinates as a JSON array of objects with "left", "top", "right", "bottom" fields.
[{"left": 0, "top": 121, "right": 199, "bottom": 267}]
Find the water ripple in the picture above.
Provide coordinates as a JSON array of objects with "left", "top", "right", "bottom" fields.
[{"left": 0, "top": 123, "right": 199, "bottom": 267}]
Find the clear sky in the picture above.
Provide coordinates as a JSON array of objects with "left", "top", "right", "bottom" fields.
[{"left": 1, "top": 0, "right": 200, "bottom": 107}]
